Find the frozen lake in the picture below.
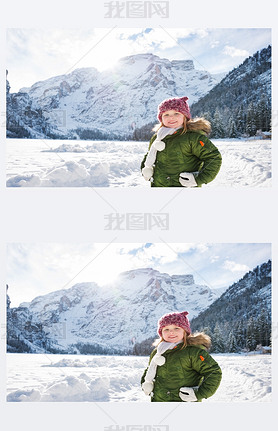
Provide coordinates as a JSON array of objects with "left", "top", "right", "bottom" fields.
[
  {"left": 7, "top": 353, "right": 271, "bottom": 402},
  {"left": 6, "top": 138, "right": 271, "bottom": 187}
]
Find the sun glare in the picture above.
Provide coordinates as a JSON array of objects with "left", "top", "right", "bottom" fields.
[{"left": 96, "top": 270, "right": 121, "bottom": 287}]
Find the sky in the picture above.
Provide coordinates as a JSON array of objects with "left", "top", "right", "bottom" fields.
[
  {"left": 6, "top": 28, "right": 271, "bottom": 92},
  {"left": 6, "top": 242, "right": 271, "bottom": 307}
]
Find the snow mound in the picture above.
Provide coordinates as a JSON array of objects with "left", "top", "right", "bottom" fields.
[
  {"left": 6, "top": 158, "right": 140, "bottom": 187},
  {"left": 7, "top": 375, "right": 111, "bottom": 402},
  {"left": 6, "top": 174, "right": 43, "bottom": 187},
  {"left": 43, "top": 375, "right": 110, "bottom": 402},
  {"left": 42, "top": 142, "right": 144, "bottom": 154},
  {"left": 43, "top": 357, "right": 146, "bottom": 369},
  {"left": 7, "top": 389, "right": 42, "bottom": 402}
]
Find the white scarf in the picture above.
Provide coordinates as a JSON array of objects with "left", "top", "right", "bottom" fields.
[
  {"left": 143, "top": 341, "right": 179, "bottom": 393},
  {"left": 144, "top": 126, "right": 181, "bottom": 168}
]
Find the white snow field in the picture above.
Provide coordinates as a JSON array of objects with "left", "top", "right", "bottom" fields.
[
  {"left": 6, "top": 353, "right": 271, "bottom": 402},
  {"left": 6, "top": 138, "right": 271, "bottom": 187}
]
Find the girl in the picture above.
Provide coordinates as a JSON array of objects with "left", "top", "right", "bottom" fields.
[
  {"left": 141, "top": 311, "right": 222, "bottom": 402},
  {"left": 141, "top": 96, "right": 222, "bottom": 187}
]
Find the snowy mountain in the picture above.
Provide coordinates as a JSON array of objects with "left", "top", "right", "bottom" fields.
[
  {"left": 7, "top": 268, "right": 222, "bottom": 354},
  {"left": 190, "top": 260, "right": 271, "bottom": 352},
  {"left": 6, "top": 53, "right": 224, "bottom": 140},
  {"left": 190, "top": 46, "right": 271, "bottom": 138}
]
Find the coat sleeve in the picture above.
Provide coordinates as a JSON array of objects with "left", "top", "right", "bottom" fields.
[
  {"left": 189, "top": 347, "right": 222, "bottom": 401},
  {"left": 191, "top": 134, "right": 222, "bottom": 186},
  {"left": 140, "top": 134, "right": 157, "bottom": 170}
]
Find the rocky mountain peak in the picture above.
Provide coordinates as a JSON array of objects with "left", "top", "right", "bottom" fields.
[
  {"left": 7, "top": 52, "right": 224, "bottom": 140},
  {"left": 7, "top": 267, "right": 222, "bottom": 354}
]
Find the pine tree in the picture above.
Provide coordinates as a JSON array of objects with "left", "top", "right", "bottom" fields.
[
  {"left": 246, "top": 316, "right": 257, "bottom": 350},
  {"left": 228, "top": 116, "right": 238, "bottom": 138},
  {"left": 256, "top": 96, "right": 271, "bottom": 132},
  {"left": 211, "top": 109, "right": 225, "bottom": 138},
  {"left": 211, "top": 323, "right": 225, "bottom": 352},
  {"left": 257, "top": 309, "right": 270, "bottom": 346},
  {"left": 202, "top": 326, "right": 213, "bottom": 338},
  {"left": 235, "top": 105, "right": 245, "bottom": 135},
  {"left": 234, "top": 320, "right": 245, "bottom": 349},
  {"left": 227, "top": 330, "right": 239, "bottom": 352},
  {"left": 246, "top": 102, "right": 257, "bottom": 136},
  {"left": 201, "top": 111, "right": 212, "bottom": 124}
]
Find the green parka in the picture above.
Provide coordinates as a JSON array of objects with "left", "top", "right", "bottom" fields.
[
  {"left": 141, "top": 129, "right": 222, "bottom": 187},
  {"left": 141, "top": 343, "right": 222, "bottom": 402}
]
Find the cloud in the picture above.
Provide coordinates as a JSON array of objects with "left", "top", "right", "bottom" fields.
[
  {"left": 210, "top": 255, "right": 220, "bottom": 263},
  {"left": 210, "top": 40, "right": 220, "bottom": 48},
  {"left": 7, "top": 243, "right": 270, "bottom": 307},
  {"left": 7, "top": 28, "right": 271, "bottom": 92},
  {"left": 6, "top": 242, "right": 209, "bottom": 304},
  {"left": 222, "top": 259, "right": 250, "bottom": 273},
  {"left": 223, "top": 45, "right": 249, "bottom": 58}
]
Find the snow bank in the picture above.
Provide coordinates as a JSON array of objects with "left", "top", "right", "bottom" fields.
[
  {"left": 42, "top": 357, "right": 145, "bottom": 369},
  {"left": 211, "top": 354, "right": 271, "bottom": 402},
  {"left": 7, "top": 138, "right": 271, "bottom": 187},
  {"left": 212, "top": 140, "right": 271, "bottom": 187},
  {"left": 6, "top": 158, "right": 141, "bottom": 187},
  {"left": 7, "top": 353, "right": 271, "bottom": 402},
  {"left": 7, "top": 355, "right": 145, "bottom": 402},
  {"left": 7, "top": 375, "right": 111, "bottom": 402},
  {"left": 42, "top": 142, "right": 145, "bottom": 154}
]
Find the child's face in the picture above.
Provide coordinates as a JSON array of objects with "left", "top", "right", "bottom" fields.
[
  {"left": 162, "top": 325, "right": 185, "bottom": 343},
  {"left": 162, "top": 110, "right": 185, "bottom": 128}
]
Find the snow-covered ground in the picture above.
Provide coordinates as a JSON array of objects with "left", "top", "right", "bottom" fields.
[
  {"left": 6, "top": 138, "right": 271, "bottom": 187},
  {"left": 6, "top": 353, "right": 271, "bottom": 402}
]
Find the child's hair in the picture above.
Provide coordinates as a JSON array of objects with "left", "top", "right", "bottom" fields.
[
  {"left": 153, "top": 331, "right": 211, "bottom": 350},
  {"left": 155, "top": 117, "right": 211, "bottom": 136}
]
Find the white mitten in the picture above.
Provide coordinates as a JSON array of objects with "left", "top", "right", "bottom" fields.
[
  {"left": 142, "top": 166, "right": 154, "bottom": 181},
  {"left": 142, "top": 381, "right": 154, "bottom": 396},
  {"left": 179, "top": 172, "right": 197, "bottom": 187},
  {"left": 179, "top": 387, "right": 198, "bottom": 402}
]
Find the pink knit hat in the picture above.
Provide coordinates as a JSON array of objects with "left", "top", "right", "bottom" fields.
[
  {"left": 157, "top": 311, "right": 191, "bottom": 337},
  {"left": 157, "top": 96, "right": 191, "bottom": 122}
]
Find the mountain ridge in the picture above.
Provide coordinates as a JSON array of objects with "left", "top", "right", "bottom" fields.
[
  {"left": 7, "top": 267, "right": 223, "bottom": 354},
  {"left": 6, "top": 53, "right": 225, "bottom": 140},
  {"left": 7, "top": 262, "right": 271, "bottom": 355},
  {"left": 190, "top": 45, "right": 271, "bottom": 138},
  {"left": 190, "top": 260, "right": 271, "bottom": 352}
]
